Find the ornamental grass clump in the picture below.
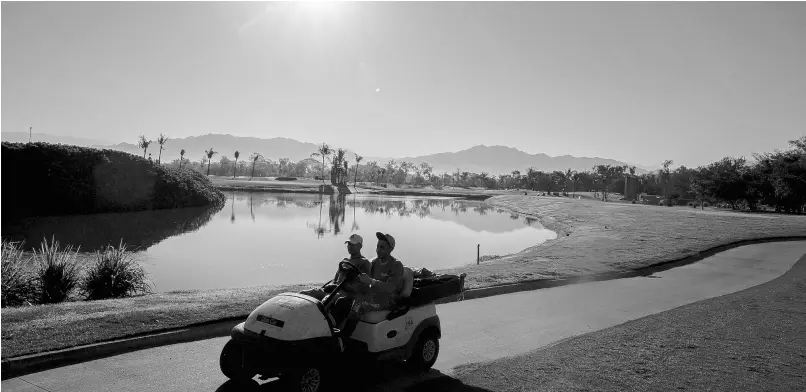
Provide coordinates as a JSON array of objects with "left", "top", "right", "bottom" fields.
[
  {"left": 34, "top": 236, "right": 82, "bottom": 304},
  {"left": 82, "top": 240, "right": 153, "bottom": 300},
  {"left": 1, "top": 240, "right": 38, "bottom": 307}
]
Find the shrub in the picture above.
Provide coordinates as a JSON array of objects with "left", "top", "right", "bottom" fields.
[
  {"left": 703, "top": 202, "right": 711, "bottom": 208},
  {"left": 1, "top": 142, "right": 226, "bottom": 222},
  {"left": 82, "top": 240, "right": 153, "bottom": 300},
  {"left": 34, "top": 236, "right": 82, "bottom": 304},
  {"left": 275, "top": 177, "right": 298, "bottom": 181},
  {"left": 1, "top": 240, "right": 37, "bottom": 307}
]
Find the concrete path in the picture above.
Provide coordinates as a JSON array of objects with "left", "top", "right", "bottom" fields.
[{"left": 4, "top": 241, "right": 805, "bottom": 392}]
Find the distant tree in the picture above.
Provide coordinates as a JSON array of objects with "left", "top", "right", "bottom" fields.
[
  {"left": 751, "top": 138, "right": 806, "bottom": 213},
  {"left": 249, "top": 152, "right": 263, "bottom": 180},
  {"left": 205, "top": 148, "right": 217, "bottom": 176},
  {"left": 156, "top": 133, "right": 169, "bottom": 165},
  {"left": 564, "top": 169, "right": 574, "bottom": 193},
  {"left": 310, "top": 143, "right": 332, "bottom": 185},
  {"left": 550, "top": 170, "right": 566, "bottom": 194},
  {"left": 592, "top": 164, "right": 624, "bottom": 201},
  {"left": 661, "top": 159, "right": 674, "bottom": 203},
  {"left": 137, "top": 135, "right": 152, "bottom": 158},
  {"left": 511, "top": 170, "right": 521, "bottom": 189},
  {"left": 179, "top": 149, "right": 186, "bottom": 169},
  {"left": 365, "top": 160, "right": 378, "bottom": 184},
  {"left": 570, "top": 171, "right": 581, "bottom": 197},
  {"left": 354, "top": 153, "right": 364, "bottom": 187},
  {"left": 525, "top": 167, "right": 537, "bottom": 190},
  {"left": 419, "top": 162, "right": 434, "bottom": 185},
  {"left": 329, "top": 148, "right": 348, "bottom": 185},
  {"left": 460, "top": 171, "right": 470, "bottom": 186},
  {"left": 279, "top": 157, "right": 290, "bottom": 176},
  {"left": 693, "top": 157, "right": 748, "bottom": 210},
  {"left": 233, "top": 150, "right": 240, "bottom": 179}
]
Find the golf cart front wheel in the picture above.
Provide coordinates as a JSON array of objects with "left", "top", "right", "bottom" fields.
[
  {"left": 408, "top": 332, "right": 439, "bottom": 372},
  {"left": 220, "top": 339, "right": 256, "bottom": 382},
  {"left": 287, "top": 367, "right": 325, "bottom": 392}
]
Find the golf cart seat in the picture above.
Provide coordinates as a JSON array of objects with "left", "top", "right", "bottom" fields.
[{"left": 360, "top": 266, "right": 414, "bottom": 323}]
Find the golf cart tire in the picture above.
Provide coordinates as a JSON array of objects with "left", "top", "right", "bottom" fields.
[
  {"left": 286, "top": 367, "right": 326, "bottom": 392},
  {"left": 220, "top": 339, "right": 256, "bottom": 382},
  {"left": 407, "top": 331, "right": 440, "bottom": 372}
]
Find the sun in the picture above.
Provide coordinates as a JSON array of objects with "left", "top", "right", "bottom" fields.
[{"left": 295, "top": 1, "right": 342, "bottom": 22}]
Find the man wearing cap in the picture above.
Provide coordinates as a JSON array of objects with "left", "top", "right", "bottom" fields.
[
  {"left": 337, "top": 232, "right": 405, "bottom": 337},
  {"left": 329, "top": 234, "right": 371, "bottom": 295},
  {"left": 299, "top": 233, "right": 371, "bottom": 301}
]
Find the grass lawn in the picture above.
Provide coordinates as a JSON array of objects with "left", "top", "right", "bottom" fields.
[
  {"left": 411, "top": 253, "right": 806, "bottom": 392},
  {"left": 439, "top": 195, "right": 806, "bottom": 288},
  {"left": 2, "top": 194, "right": 805, "bottom": 359}
]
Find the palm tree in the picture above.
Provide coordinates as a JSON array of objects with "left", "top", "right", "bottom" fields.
[
  {"left": 354, "top": 153, "right": 363, "bottom": 187},
  {"left": 205, "top": 148, "right": 217, "bottom": 176},
  {"left": 138, "top": 135, "right": 152, "bottom": 158},
  {"left": 249, "top": 152, "right": 263, "bottom": 180},
  {"left": 310, "top": 142, "right": 332, "bottom": 185},
  {"left": 662, "top": 160, "right": 674, "bottom": 203},
  {"left": 330, "top": 148, "right": 347, "bottom": 185},
  {"left": 179, "top": 149, "right": 186, "bottom": 169},
  {"left": 156, "top": 133, "right": 169, "bottom": 165},
  {"left": 624, "top": 165, "right": 636, "bottom": 199},
  {"left": 233, "top": 150, "right": 240, "bottom": 179}
]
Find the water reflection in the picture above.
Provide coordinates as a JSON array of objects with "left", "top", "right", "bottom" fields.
[
  {"left": 238, "top": 193, "right": 536, "bottom": 238},
  {"left": 2, "top": 192, "right": 555, "bottom": 292},
  {"left": 2, "top": 204, "right": 223, "bottom": 252}
]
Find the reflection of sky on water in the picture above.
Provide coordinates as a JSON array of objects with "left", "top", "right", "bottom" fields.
[{"left": 6, "top": 192, "right": 555, "bottom": 292}]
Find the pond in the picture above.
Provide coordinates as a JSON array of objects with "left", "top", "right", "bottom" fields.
[{"left": 3, "top": 192, "right": 556, "bottom": 292}]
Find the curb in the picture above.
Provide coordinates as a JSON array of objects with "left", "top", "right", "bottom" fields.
[
  {"left": 1, "top": 318, "right": 241, "bottom": 380},
  {"left": 3, "top": 236, "right": 805, "bottom": 380}
]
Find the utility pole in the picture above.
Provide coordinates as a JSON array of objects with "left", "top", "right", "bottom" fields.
[{"left": 29, "top": 126, "right": 32, "bottom": 143}]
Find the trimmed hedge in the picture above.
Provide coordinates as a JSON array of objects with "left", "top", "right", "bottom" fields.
[{"left": 1, "top": 142, "right": 226, "bottom": 222}]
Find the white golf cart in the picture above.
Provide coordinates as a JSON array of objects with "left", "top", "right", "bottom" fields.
[{"left": 220, "top": 261, "right": 462, "bottom": 392}]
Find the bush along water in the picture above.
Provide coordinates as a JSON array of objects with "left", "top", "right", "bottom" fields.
[
  {"left": 1, "top": 142, "right": 226, "bottom": 223},
  {"left": 83, "top": 240, "right": 153, "bottom": 300},
  {"left": 1, "top": 237, "right": 152, "bottom": 308},
  {"left": 1, "top": 240, "right": 38, "bottom": 307},
  {"left": 34, "top": 236, "right": 83, "bottom": 304}
]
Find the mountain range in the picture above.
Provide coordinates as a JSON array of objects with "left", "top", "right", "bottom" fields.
[{"left": 1, "top": 132, "right": 656, "bottom": 174}]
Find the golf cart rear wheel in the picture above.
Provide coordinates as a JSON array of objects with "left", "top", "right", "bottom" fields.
[
  {"left": 220, "top": 339, "right": 256, "bottom": 382},
  {"left": 407, "top": 332, "right": 439, "bottom": 372},
  {"left": 287, "top": 367, "right": 325, "bottom": 392}
]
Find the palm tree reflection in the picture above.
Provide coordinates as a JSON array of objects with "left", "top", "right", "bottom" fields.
[{"left": 230, "top": 192, "right": 235, "bottom": 224}]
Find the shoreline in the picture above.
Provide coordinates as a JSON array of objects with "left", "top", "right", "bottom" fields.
[
  {"left": 3, "top": 191, "right": 806, "bottom": 360},
  {"left": 211, "top": 180, "right": 501, "bottom": 201}
]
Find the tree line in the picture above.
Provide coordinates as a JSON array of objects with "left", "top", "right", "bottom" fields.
[{"left": 137, "top": 134, "right": 805, "bottom": 213}]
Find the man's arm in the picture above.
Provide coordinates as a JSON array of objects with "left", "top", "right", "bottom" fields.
[{"left": 369, "top": 260, "right": 404, "bottom": 295}]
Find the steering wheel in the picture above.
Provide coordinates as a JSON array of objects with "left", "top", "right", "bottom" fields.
[
  {"left": 338, "top": 261, "right": 362, "bottom": 278},
  {"left": 323, "top": 261, "right": 363, "bottom": 311}
]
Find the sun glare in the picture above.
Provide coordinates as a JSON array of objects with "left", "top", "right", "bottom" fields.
[{"left": 294, "top": 1, "right": 342, "bottom": 24}]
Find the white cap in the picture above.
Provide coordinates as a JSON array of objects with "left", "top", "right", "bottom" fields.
[{"left": 345, "top": 234, "right": 363, "bottom": 245}]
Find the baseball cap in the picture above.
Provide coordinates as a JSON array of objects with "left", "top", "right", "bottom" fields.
[
  {"left": 345, "top": 234, "right": 363, "bottom": 245},
  {"left": 375, "top": 232, "right": 396, "bottom": 251}
]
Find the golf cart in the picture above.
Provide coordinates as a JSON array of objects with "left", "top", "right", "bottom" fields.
[{"left": 220, "top": 261, "right": 463, "bottom": 392}]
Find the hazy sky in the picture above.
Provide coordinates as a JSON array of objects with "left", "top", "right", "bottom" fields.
[{"left": 3, "top": 1, "right": 805, "bottom": 167}]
